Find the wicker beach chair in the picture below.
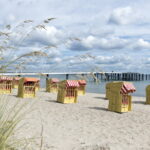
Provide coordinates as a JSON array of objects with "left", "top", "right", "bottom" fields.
[
  {"left": 12, "top": 77, "right": 21, "bottom": 89},
  {"left": 17, "top": 77, "right": 39, "bottom": 98},
  {"left": 108, "top": 81, "right": 136, "bottom": 113},
  {"left": 0, "top": 76, "right": 13, "bottom": 94},
  {"left": 78, "top": 80, "right": 86, "bottom": 96},
  {"left": 46, "top": 78, "right": 59, "bottom": 93},
  {"left": 57, "top": 80, "right": 79, "bottom": 103},
  {"left": 146, "top": 85, "right": 150, "bottom": 104}
]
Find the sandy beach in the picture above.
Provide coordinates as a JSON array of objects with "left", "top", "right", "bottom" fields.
[{"left": 4, "top": 89, "right": 150, "bottom": 150}]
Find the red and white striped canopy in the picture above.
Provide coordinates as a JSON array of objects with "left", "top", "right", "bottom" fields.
[
  {"left": 0, "top": 76, "right": 13, "bottom": 81},
  {"left": 66, "top": 80, "right": 79, "bottom": 87},
  {"left": 78, "top": 80, "right": 86, "bottom": 85},
  {"left": 24, "top": 78, "right": 39, "bottom": 83},
  {"left": 121, "top": 83, "right": 136, "bottom": 94},
  {"left": 51, "top": 78, "right": 59, "bottom": 83},
  {"left": 13, "top": 77, "right": 21, "bottom": 81}
]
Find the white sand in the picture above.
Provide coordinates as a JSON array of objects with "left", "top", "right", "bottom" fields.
[{"left": 4, "top": 89, "right": 150, "bottom": 150}]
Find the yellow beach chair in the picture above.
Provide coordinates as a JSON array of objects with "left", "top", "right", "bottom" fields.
[
  {"left": 35, "top": 79, "right": 40, "bottom": 91},
  {"left": 0, "top": 76, "right": 13, "bottom": 94},
  {"left": 146, "top": 85, "right": 150, "bottom": 104},
  {"left": 108, "top": 81, "right": 136, "bottom": 113},
  {"left": 105, "top": 81, "right": 117, "bottom": 99},
  {"left": 46, "top": 78, "right": 59, "bottom": 93},
  {"left": 12, "top": 77, "right": 21, "bottom": 89},
  {"left": 17, "top": 77, "right": 39, "bottom": 98},
  {"left": 57, "top": 80, "right": 79, "bottom": 104},
  {"left": 78, "top": 80, "right": 86, "bottom": 96}
]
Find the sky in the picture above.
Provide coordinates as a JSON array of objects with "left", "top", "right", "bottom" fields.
[{"left": 1, "top": 0, "right": 150, "bottom": 73}]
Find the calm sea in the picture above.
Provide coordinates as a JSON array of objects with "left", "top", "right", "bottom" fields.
[{"left": 21, "top": 74, "right": 149, "bottom": 97}]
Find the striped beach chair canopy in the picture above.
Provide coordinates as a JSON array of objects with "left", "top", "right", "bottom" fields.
[
  {"left": 24, "top": 78, "right": 39, "bottom": 83},
  {"left": 66, "top": 80, "right": 79, "bottom": 87},
  {"left": 121, "top": 82, "right": 136, "bottom": 94},
  {"left": 78, "top": 80, "right": 86, "bottom": 85},
  {"left": 13, "top": 77, "right": 21, "bottom": 81},
  {"left": 51, "top": 78, "right": 59, "bottom": 83},
  {"left": 0, "top": 76, "right": 13, "bottom": 81}
]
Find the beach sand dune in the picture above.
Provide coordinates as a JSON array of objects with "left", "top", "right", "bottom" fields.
[{"left": 4, "top": 90, "right": 150, "bottom": 150}]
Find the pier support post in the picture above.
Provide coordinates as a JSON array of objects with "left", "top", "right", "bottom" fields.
[
  {"left": 117, "top": 74, "right": 119, "bottom": 80},
  {"left": 113, "top": 73, "right": 115, "bottom": 80},
  {"left": 94, "top": 73, "right": 96, "bottom": 82},
  {"left": 81, "top": 74, "right": 85, "bottom": 79},
  {"left": 146, "top": 74, "right": 148, "bottom": 80},
  {"left": 105, "top": 73, "right": 108, "bottom": 81},
  {"left": 131, "top": 73, "right": 133, "bottom": 81},
  {"left": 46, "top": 74, "right": 49, "bottom": 80},
  {"left": 110, "top": 73, "right": 112, "bottom": 80},
  {"left": 137, "top": 74, "right": 140, "bottom": 81},
  {"left": 107, "top": 74, "right": 110, "bottom": 81},
  {"left": 66, "top": 74, "right": 69, "bottom": 80},
  {"left": 94, "top": 73, "right": 98, "bottom": 82},
  {"left": 101, "top": 73, "right": 103, "bottom": 80},
  {"left": 142, "top": 74, "right": 144, "bottom": 80},
  {"left": 122, "top": 73, "right": 124, "bottom": 80},
  {"left": 97, "top": 73, "right": 99, "bottom": 79}
]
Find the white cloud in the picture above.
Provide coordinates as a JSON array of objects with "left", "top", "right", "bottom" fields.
[
  {"left": 8, "top": 14, "right": 16, "bottom": 22},
  {"left": 68, "top": 35, "right": 128, "bottom": 51},
  {"left": 95, "top": 55, "right": 131, "bottom": 65},
  {"left": 108, "top": 6, "right": 135, "bottom": 25},
  {"left": 53, "top": 57, "right": 62, "bottom": 63},
  {"left": 69, "top": 35, "right": 150, "bottom": 52},
  {"left": 130, "top": 39, "right": 150, "bottom": 50},
  {"left": 136, "top": 39, "right": 150, "bottom": 49},
  {"left": 1, "top": 0, "right": 150, "bottom": 72},
  {"left": 26, "top": 26, "right": 65, "bottom": 46}
]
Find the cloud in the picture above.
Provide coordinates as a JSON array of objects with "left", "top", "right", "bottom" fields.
[
  {"left": 143, "top": 57, "right": 150, "bottom": 64},
  {"left": 128, "top": 38, "right": 150, "bottom": 50},
  {"left": 26, "top": 26, "right": 65, "bottom": 46},
  {"left": 1, "top": 0, "right": 150, "bottom": 73},
  {"left": 108, "top": 6, "right": 135, "bottom": 25},
  {"left": 95, "top": 55, "right": 131, "bottom": 65},
  {"left": 69, "top": 35, "right": 150, "bottom": 52},
  {"left": 8, "top": 14, "right": 16, "bottom": 22},
  {"left": 135, "top": 39, "right": 150, "bottom": 49},
  {"left": 68, "top": 35, "right": 128, "bottom": 51}
]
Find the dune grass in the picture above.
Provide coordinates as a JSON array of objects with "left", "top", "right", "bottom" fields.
[{"left": 0, "top": 95, "right": 33, "bottom": 150}]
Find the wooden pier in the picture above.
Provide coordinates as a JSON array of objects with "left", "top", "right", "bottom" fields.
[
  {"left": 0, "top": 72, "right": 149, "bottom": 81},
  {"left": 99, "top": 72, "right": 150, "bottom": 81}
]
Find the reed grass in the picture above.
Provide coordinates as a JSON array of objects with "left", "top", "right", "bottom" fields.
[{"left": 0, "top": 95, "right": 34, "bottom": 150}]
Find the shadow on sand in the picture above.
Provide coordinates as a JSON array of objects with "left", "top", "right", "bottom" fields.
[
  {"left": 94, "top": 97, "right": 107, "bottom": 100},
  {"left": 89, "top": 107, "right": 124, "bottom": 114},
  {"left": 45, "top": 100, "right": 58, "bottom": 103},
  {"left": 88, "top": 107, "right": 108, "bottom": 111},
  {"left": 132, "top": 101, "right": 146, "bottom": 104}
]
